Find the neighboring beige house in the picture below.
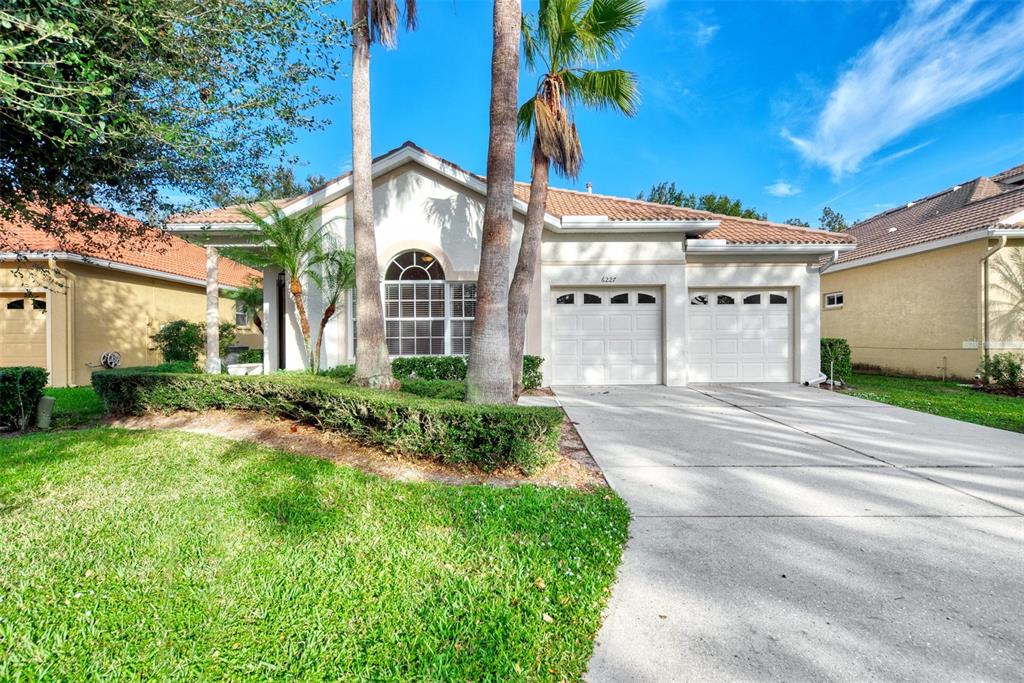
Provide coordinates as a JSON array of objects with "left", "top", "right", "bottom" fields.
[
  {"left": 169, "top": 141, "right": 854, "bottom": 386},
  {"left": 1, "top": 211, "right": 262, "bottom": 387},
  {"left": 821, "top": 163, "right": 1024, "bottom": 380}
]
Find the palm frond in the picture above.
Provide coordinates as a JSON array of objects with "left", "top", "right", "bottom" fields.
[
  {"left": 522, "top": 14, "right": 541, "bottom": 71},
  {"left": 369, "top": 0, "right": 417, "bottom": 48},
  {"left": 517, "top": 98, "right": 536, "bottom": 140},
  {"left": 578, "top": 0, "right": 645, "bottom": 61},
  {"left": 564, "top": 68, "right": 639, "bottom": 115},
  {"left": 236, "top": 202, "right": 326, "bottom": 282}
]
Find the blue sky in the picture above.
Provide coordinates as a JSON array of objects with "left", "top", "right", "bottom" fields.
[{"left": 286, "top": 0, "right": 1024, "bottom": 226}]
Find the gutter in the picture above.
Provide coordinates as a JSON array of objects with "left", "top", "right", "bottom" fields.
[
  {"left": 818, "top": 248, "right": 842, "bottom": 274},
  {"left": 0, "top": 253, "right": 246, "bottom": 291},
  {"left": 686, "top": 240, "right": 857, "bottom": 255}
]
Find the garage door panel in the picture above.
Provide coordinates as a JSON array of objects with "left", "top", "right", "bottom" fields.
[
  {"left": 635, "top": 314, "right": 659, "bottom": 332},
  {"left": 607, "top": 315, "right": 632, "bottom": 332},
  {"left": 554, "top": 316, "right": 578, "bottom": 332},
  {"left": 688, "top": 289, "right": 792, "bottom": 383},
  {"left": 551, "top": 288, "right": 662, "bottom": 385}
]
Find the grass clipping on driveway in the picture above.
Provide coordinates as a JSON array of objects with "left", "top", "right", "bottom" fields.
[{"left": 0, "top": 429, "right": 629, "bottom": 681}]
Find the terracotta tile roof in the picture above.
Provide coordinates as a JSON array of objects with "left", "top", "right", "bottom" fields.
[
  {"left": 170, "top": 140, "right": 853, "bottom": 245},
  {"left": 1, "top": 206, "right": 260, "bottom": 288},
  {"left": 167, "top": 198, "right": 290, "bottom": 226},
  {"left": 836, "top": 170, "right": 1024, "bottom": 265}
]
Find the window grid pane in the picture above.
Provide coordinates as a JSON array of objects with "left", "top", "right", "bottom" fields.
[{"left": 449, "top": 282, "right": 477, "bottom": 356}]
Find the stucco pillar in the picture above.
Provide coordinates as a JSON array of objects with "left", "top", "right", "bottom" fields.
[{"left": 205, "top": 245, "right": 220, "bottom": 373}]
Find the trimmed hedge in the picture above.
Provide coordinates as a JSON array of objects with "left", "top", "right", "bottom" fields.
[
  {"left": 400, "top": 378, "right": 466, "bottom": 401},
  {"left": 391, "top": 355, "right": 545, "bottom": 390},
  {"left": 821, "top": 338, "right": 852, "bottom": 383},
  {"left": 92, "top": 371, "right": 563, "bottom": 473},
  {"left": 0, "top": 367, "right": 48, "bottom": 431}
]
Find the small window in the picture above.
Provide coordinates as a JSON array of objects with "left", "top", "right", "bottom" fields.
[
  {"left": 770, "top": 292, "right": 788, "bottom": 305},
  {"left": 6, "top": 299, "right": 24, "bottom": 310},
  {"left": 610, "top": 293, "right": 629, "bottom": 304},
  {"left": 743, "top": 293, "right": 761, "bottom": 305},
  {"left": 638, "top": 293, "right": 657, "bottom": 304},
  {"left": 32, "top": 299, "right": 46, "bottom": 311},
  {"left": 556, "top": 293, "right": 575, "bottom": 305},
  {"left": 825, "top": 292, "right": 844, "bottom": 308},
  {"left": 583, "top": 293, "right": 602, "bottom": 304},
  {"left": 717, "top": 294, "right": 735, "bottom": 305},
  {"left": 689, "top": 294, "right": 708, "bottom": 305},
  {"left": 235, "top": 308, "right": 249, "bottom": 326}
]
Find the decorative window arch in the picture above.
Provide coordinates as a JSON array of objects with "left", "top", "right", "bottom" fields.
[{"left": 356, "top": 249, "right": 476, "bottom": 357}]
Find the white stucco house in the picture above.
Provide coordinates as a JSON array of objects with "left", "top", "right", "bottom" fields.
[{"left": 168, "top": 141, "right": 855, "bottom": 386}]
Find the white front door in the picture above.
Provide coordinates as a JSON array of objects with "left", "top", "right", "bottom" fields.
[
  {"left": 687, "top": 290, "right": 792, "bottom": 382},
  {"left": 550, "top": 288, "right": 662, "bottom": 385}
]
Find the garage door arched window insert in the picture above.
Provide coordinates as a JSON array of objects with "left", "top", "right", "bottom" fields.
[
  {"left": 638, "top": 293, "right": 657, "bottom": 304},
  {"left": 769, "top": 292, "right": 788, "bottom": 305},
  {"left": 381, "top": 250, "right": 458, "bottom": 356}
]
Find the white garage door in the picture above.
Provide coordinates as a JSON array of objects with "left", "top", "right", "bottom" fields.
[
  {"left": 688, "top": 290, "right": 792, "bottom": 382},
  {"left": 550, "top": 288, "right": 662, "bottom": 385}
]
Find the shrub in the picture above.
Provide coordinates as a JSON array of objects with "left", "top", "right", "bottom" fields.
[
  {"left": 979, "top": 353, "right": 1024, "bottom": 393},
  {"left": 521, "top": 355, "right": 543, "bottom": 391},
  {"left": 821, "top": 338, "right": 852, "bottom": 383},
  {"left": 392, "top": 355, "right": 467, "bottom": 381},
  {"left": 320, "top": 364, "right": 355, "bottom": 382},
  {"left": 400, "top": 378, "right": 466, "bottom": 401},
  {"left": 152, "top": 320, "right": 203, "bottom": 364},
  {"left": 391, "top": 355, "right": 545, "bottom": 389},
  {"left": 0, "top": 367, "right": 48, "bottom": 431},
  {"left": 237, "top": 348, "right": 264, "bottom": 364},
  {"left": 92, "top": 371, "right": 563, "bottom": 473},
  {"left": 218, "top": 322, "right": 237, "bottom": 358}
]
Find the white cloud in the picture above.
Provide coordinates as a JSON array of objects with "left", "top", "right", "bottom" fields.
[
  {"left": 765, "top": 181, "right": 801, "bottom": 197},
  {"left": 787, "top": 0, "right": 1024, "bottom": 177},
  {"left": 646, "top": 0, "right": 670, "bottom": 10},
  {"left": 695, "top": 21, "right": 719, "bottom": 46}
]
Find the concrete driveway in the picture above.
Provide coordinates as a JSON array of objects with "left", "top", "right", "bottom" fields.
[{"left": 555, "top": 384, "right": 1024, "bottom": 681}]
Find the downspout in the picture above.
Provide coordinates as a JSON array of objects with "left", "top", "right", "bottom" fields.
[
  {"left": 818, "top": 249, "right": 840, "bottom": 274},
  {"left": 980, "top": 234, "right": 1008, "bottom": 362}
]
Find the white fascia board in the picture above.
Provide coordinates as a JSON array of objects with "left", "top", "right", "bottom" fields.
[
  {"left": 0, "top": 252, "right": 245, "bottom": 290},
  {"left": 686, "top": 240, "right": 856, "bottom": 255},
  {"left": 559, "top": 219, "right": 718, "bottom": 234},
  {"left": 824, "top": 226, "right": 1020, "bottom": 273},
  {"left": 281, "top": 146, "right": 566, "bottom": 231},
  {"left": 165, "top": 222, "right": 258, "bottom": 231}
]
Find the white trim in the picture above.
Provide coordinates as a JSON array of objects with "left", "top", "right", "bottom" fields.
[
  {"left": 686, "top": 241, "right": 857, "bottom": 255},
  {"left": 167, "top": 146, "right": 717, "bottom": 236},
  {"left": 0, "top": 253, "right": 244, "bottom": 290},
  {"left": 986, "top": 340, "right": 1024, "bottom": 350},
  {"left": 826, "top": 226, "right": 1024, "bottom": 273}
]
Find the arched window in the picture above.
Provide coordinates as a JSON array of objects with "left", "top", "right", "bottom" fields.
[{"left": 370, "top": 250, "right": 476, "bottom": 357}]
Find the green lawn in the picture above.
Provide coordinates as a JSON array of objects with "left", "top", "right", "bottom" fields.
[
  {"left": 847, "top": 373, "right": 1024, "bottom": 433},
  {"left": 44, "top": 386, "right": 105, "bottom": 428},
  {"left": 0, "top": 429, "right": 629, "bottom": 681}
]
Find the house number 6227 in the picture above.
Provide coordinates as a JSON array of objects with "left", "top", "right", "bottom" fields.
[{"left": 601, "top": 276, "right": 617, "bottom": 283}]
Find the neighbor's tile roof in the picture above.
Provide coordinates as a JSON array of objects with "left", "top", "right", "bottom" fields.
[
  {"left": 170, "top": 140, "right": 853, "bottom": 246},
  {"left": 1, "top": 206, "right": 260, "bottom": 288},
  {"left": 836, "top": 166, "right": 1024, "bottom": 265}
]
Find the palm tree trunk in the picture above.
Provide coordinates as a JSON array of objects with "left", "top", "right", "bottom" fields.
[
  {"left": 289, "top": 278, "right": 313, "bottom": 370},
  {"left": 508, "top": 140, "right": 549, "bottom": 396},
  {"left": 314, "top": 302, "right": 336, "bottom": 374},
  {"left": 351, "top": 0, "right": 398, "bottom": 389},
  {"left": 466, "top": 0, "right": 520, "bottom": 405},
  {"left": 205, "top": 245, "right": 220, "bottom": 373}
]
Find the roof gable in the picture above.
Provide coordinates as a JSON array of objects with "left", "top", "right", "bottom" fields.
[{"left": 170, "top": 140, "right": 853, "bottom": 247}]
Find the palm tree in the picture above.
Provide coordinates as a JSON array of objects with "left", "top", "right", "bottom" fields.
[
  {"left": 222, "top": 277, "right": 264, "bottom": 333},
  {"left": 465, "top": 0, "right": 521, "bottom": 405},
  {"left": 237, "top": 202, "right": 326, "bottom": 370},
  {"left": 508, "top": 0, "right": 642, "bottom": 394},
  {"left": 350, "top": 0, "right": 416, "bottom": 389},
  {"left": 313, "top": 247, "right": 356, "bottom": 373}
]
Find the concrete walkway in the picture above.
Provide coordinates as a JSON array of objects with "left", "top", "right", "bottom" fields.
[{"left": 556, "top": 384, "right": 1024, "bottom": 681}]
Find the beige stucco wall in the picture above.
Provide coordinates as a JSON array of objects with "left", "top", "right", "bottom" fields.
[
  {"left": 987, "top": 239, "right": 1024, "bottom": 348},
  {"left": 821, "top": 240, "right": 988, "bottom": 379},
  {"left": 1, "top": 260, "right": 260, "bottom": 386}
]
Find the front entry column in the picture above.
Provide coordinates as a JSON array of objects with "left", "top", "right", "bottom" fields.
[{"left": 205, "top": 245, "right": 220, "bottom": 373}]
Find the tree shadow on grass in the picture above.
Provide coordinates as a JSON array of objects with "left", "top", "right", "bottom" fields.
[{"left": 218, "top": 440, "right": 350, "bottom": 541}]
